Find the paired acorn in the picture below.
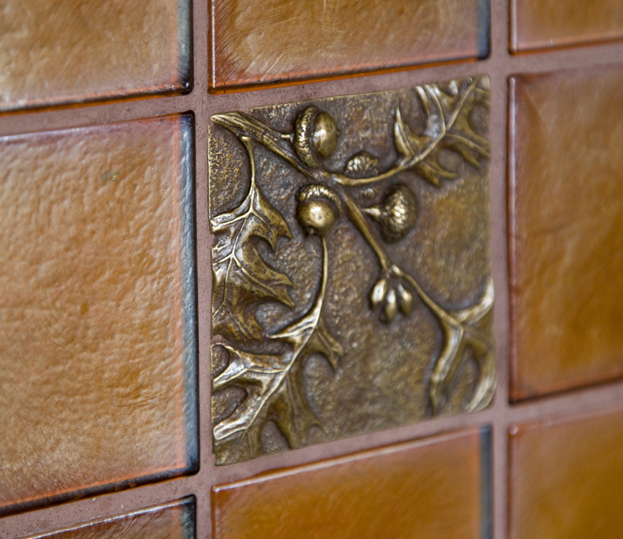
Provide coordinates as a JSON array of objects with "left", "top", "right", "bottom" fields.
[
  {"left": 364, "top": 184, "right": 418, "bottom": 243},
  {"left": 291, "top": 108, "right": 342, "bottom": 236},
  {"left": 370, "top": 277, "right": 414, "bottom": 323}
]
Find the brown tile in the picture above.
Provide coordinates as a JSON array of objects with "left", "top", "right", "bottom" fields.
[
  {"left": 508, "top": 67, "right": 623, "bottom": 401},
  {"left": 511, "top": 0, "right": 623, "bottom": 52},
  {"left": 210, "top": 0, "right": 488, "bottom": 90},
  {"left": 509, "top": 410, "right": 623, "bottom": 539},
  {"left": 212, "top": 429, "right": 490, "bottom": 539},
  {"left": 0, "top": 115, "right": 197, "bottom": 514},
  {"left": 21, "top": 497, "right": 195, "bottom": 538},
  {"left": 0, "top": 0, "right": 191, "bottom": 112}
]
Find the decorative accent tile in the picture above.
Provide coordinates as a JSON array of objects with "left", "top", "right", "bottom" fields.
[
  {"left": 509, "top": 68, "right": 623, "bottom": 401},
  {"left": 0, "top": 115, "right": 197, "bottom": 514},
  {"left": 21, "top": 498, "right": 195, "bottom": 538},
  {"left": 213, "top": 429, "right": 491, "bottom": 539},
  {"left": 509, "top": 410, "right": 623, "bottom": 539},
  {"left": 209, "top": 77, "right": 494, "bottom": 464},
  {"left": 511, "top": 0, "right": 623, "bottom": 52},
  {"left": 210, "top": 0, "right": 489, "bottom": 90},
  {"left": 0, "top": 0, "right": 191, "bottom": 112}
]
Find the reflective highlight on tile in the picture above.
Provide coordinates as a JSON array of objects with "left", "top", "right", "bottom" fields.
[
  {"left": 509, "top": 68, "right": 623, "bottom": 401},
  {"left": 511, "top": 0, "right": 623, "bottom": 52},
  {"left": 210, "top": 0, "right": 489, "bottom": 90},
  {"left": 0, "top": 0, "right": 191, "bottom": 112},
  {"left": 212, "top": 429, "right": 490, "bottom": 539},
  {"left": 0, "top": 115, "right": 197, "bottom": 514},
  {"left": 22, "top": 497, "right": 195, "bottom": 538},
  {"left": 509, "top": 410, "right": 623, "bottom": 539}
]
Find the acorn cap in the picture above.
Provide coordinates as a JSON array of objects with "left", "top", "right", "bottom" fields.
[
  {"left": 294, "top": 107, "right": 338, "bottom": 168},
  {"left": 366, "top": 184, "right": 418, "bottom": 243}
]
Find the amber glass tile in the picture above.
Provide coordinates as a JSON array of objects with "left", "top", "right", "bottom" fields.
[
  {"left": 22, "top": 498, "right": 195, "bottom": 539},
  {"left": 0, "top": 0, "right": 191, "bottom": 112},
  {"left": 210, "top": 0, "right": 489, "bottom": 90},
  {"left": 21, "top": 497, "right": 195, "bottom": 538},
  {"left": 508, "top": 68, "right": 623, "bottom": 401},
  {"left": 509, "top": 410, "right": 623, "bottom": 538},
  {"left": 0, "top": 115, "right": 197, "bottom": 514},
  {"left": 213, "top": 429, "right": 490, "bottom": 539},
  {"left": 511, "top": 0, "right": 623, "bottom": 52}
]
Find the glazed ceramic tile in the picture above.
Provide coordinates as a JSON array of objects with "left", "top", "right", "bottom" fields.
[{"left": 0, "top": 115, "right": 197, "bottom": 514}]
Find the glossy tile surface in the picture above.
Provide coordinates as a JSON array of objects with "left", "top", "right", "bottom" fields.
[
  {"left": 210, "top": 0, "right": 488, "bottom": 90},
  {"left": 213, "top": 429, "right": 490, "bottom": 539},
  {"left": 0, "top": 0, "right": 191, "bottom": 112},
  {"left": 209, "top": 78, "right": 494, "bottom": 464},
  {"left": 511, "top": 0, "right": 623, "bottom": 52},
  {"left": 509, "top": 410, "right": 623, "bottom": 539},
  {"left": 23, "top": 498, "right": 195, "bottom": 538},
  {"left": 0, "top": 115, "right": 197, "bottom": 514},
  {"left": 509, "top": 68, "right": 623, "bottom": 401}
]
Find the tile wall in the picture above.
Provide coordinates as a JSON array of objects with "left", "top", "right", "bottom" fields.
[{"left": 0, "top": 0, "right": 622, "bottom": 537}]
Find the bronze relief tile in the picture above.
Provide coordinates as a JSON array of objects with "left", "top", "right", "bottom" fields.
[
  {"left": 21, "top": 498, "right": 195, "bottom": 538},
  {"left": 511, "top": 0, "right": 623, "bottom": 52},
  {"left": 509, "top": 68, "right": 623, "bottom": 401},
  {"left": 209, "top": 77, "right": 494, "bottom": 464},
  {"left": 210, "top": 0, "right": 489, "bottom": 90},
  {"left": 0, "top": 115, "right": 197, "bottom": 513},
  {"left": 213, "top": 429, "right": 491, "bottom": 539},
  {"left": 0, "top": 0, "right": 191, "bottom": 112},
  {"left": 509, "top": 410, "right": 623, "bottom": 539}
]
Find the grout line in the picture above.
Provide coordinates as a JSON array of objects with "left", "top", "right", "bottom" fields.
[{"left": 1, "top": 43, "right": 623, "bottom": 138}]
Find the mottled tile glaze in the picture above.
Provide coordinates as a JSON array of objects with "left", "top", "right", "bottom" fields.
[
  {"left": 213, "top": 429, "right": 490, "bottom": 539},
  {"left": 511, "top": 0, "right": 623, "bottom": 52},
  {"left": 21, "top": 498, "right": 195, "bottom": 538},
  {"left": 210, "top": 0, "right": 488, "bottom": 90},
  {"left": 0, "top": 115, "right": 197, "bottom": 514},
  {"left": 509, "top": 68, "right": 623, "bottom": 400},
  {"left": 509, "top": 410, "right": 623, "bottom": 539},
  {"left": 0, "top": 0, "right": 191, "bottom": 111}
]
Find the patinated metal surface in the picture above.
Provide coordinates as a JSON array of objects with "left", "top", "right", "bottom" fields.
[{"left": 209, "top": 76, "right": 494, "bottom": 465}]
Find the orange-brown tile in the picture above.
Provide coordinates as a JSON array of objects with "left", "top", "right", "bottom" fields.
[
  {"left": 212, "top": 429, "right": 490, "bottom": 539},
  {"left": 508, "top": 68, "right": 623, "bottom": 401},
  {"left": 21, "top": 498, "right": 195, "bottom": 538},
  {"left": 0, "top": 0, "right": 191, "bottom": 112},
  {"left": 0, "top": 115, "right": 197, "bottom": 514},
  {"left": 509, "top": 410, "right": 623, "bottom": 539},
  {"left": 210, "top": 0, "right": 488, "bottom": 90},
  {"left": 511, "top": 0, "right": 623, "bottom": 52}
]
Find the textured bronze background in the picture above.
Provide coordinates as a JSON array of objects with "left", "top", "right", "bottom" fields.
[
  {"left": 509, "top": 410, "right": 623, "bottom": 538},
  {"left": 0, "top": 0, "right": 191, "bottom": 112},
  {"left": 22, "top": 498, "right": 195, "bottom": 538},
  {"left": 0, "top": 115, "right": 197, "bottom": 514},
  {"left": 509, "top": 68, "right": 623, "bottom": 401},
  {"left": 511, "top": 0, "right": 623, "bottom": 52},
  {"left": 210, "top": 0, "right": 489, "bottom": 90},
  {"left": 209, "top": 77, "right": 494, "bottom": 464},
  {"left": 213, "top": 429, "right": 489, "bottom": 539}
]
